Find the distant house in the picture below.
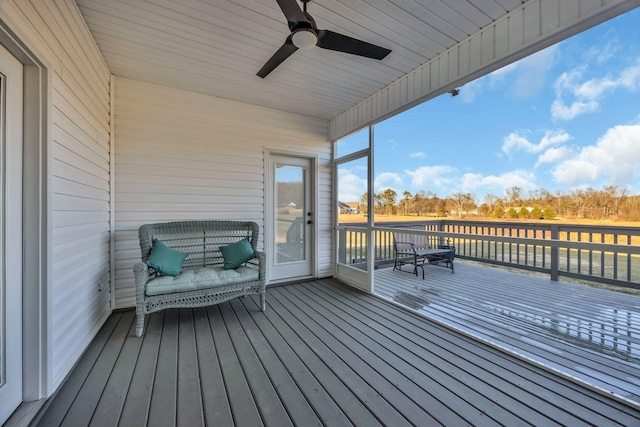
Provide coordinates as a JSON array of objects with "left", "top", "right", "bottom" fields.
[
  {"left": 449, "top": 208, "right": 479, "bottom": 217},
  {"left": 338, "top": 201, "right": 358, "bottom": 214},
  {"left": 345, "top": 202, "right": 360, "bottom": 214}
]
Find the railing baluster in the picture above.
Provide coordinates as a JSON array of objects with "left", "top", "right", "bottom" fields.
[
  {"left": 589, "top": 232, "right": 593, "bottom": 276},
  {"left": 601, "top": 232, "right": 605, "bottom": 278},
  {"left": 566, "top": 230, "right": 572, "bottom": 272},
  {"left": 614, "top": 234, "right": 618, "bottom": 280},
  {"left": 551, "top": 225, "right": 559, "bottom": 281},
  {"left": 577, "top": 231, "right": 582, "bottom": 274},
  {"left": 628, "top": 234, "right": 632, "bottom": 282}
]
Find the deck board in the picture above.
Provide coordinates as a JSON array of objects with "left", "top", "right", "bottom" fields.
[
  {"left": 217, "top": 302, "right": 293, "bottom": 427},
  {"left": 229, "top": 297, "right": 360, "bottom": 427},
  {"left": 270, "top": 287, "right": 432, "bottom": 426},
  {"left": 177, "top": 309, "right": 204, "bottom": 427},
  {"left": 147, "top": 309, "right": 178, "bottom": 427},
  {"left": 117, "top": 312, "right": 162, "bottom": 426},
  {"left": 375, "top": 261, "right": 640, "bottom": 404},
  {"left": 192, "top": 307, "right": 235, "bottom": 427},
  {"left": 37, "top": 312, "right": 122, "bottom": 427},
  {"left": 89, "top": 311, "right": 144, "bottom": 427},
  {"left": 33, "top": 278, "right": 640, "bottom": 427},
  {"left": 225, "top": 300, "right": 324, "bottom": 426},
  {"left": 293, "top": 282, "right": 559, "bottom": 426},
  {"left": 324, "top": 280, "right": 636, "bottom": 426},
  {"left": 207, "top": 305, "right": 263, "bottom": 426}
]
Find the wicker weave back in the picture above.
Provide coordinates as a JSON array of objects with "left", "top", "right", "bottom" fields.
[{"left": 138, "top": 220, "right": 259, "bottom": 269}]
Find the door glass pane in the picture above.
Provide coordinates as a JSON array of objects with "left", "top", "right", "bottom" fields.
[{"left": 275, "top": 164, "right": 305, "bottom": 263}]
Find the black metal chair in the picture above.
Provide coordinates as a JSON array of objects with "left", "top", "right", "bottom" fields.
[{"left": 392, "top": 229, "right": 454, "bottom": 279}]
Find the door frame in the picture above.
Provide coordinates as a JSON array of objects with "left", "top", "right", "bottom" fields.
[
  {"left": 0, "top": 19, "right": 51, "bottom": 403},
  {"left": 264, "top": 149, "right": 318, "bottom": 284},
  {"left": 0, "top": 35, "right": 23, "bottom": 424}
]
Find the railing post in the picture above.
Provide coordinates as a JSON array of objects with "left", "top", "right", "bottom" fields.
[
  {"left": 550, "top": 225, "right": 559, "bottom": 281},
  {"left": 338, "top": 228, "right": 347, "bottom": 264}
]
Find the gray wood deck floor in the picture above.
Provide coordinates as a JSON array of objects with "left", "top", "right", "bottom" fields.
[
  {"left": 33, "top": 278, "right": 640, "bottom": 426},
  {"left": 375, "top": 260, "right": 640, "bottom": 409}
]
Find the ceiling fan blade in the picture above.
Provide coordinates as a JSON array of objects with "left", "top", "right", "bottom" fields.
[
  {"left": 275, "top": 0, "right": 308, "bottom": 29},
  {"left": 257, "top": 37, "right": 298, "bottom": 78},
  {"left": 316, "top": 30, "right": 391, "bottom": 60}
]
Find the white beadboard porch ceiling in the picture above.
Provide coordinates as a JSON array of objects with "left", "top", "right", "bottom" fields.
[
  {"left": 72, "top": 0, "right": 639, "bottom": 125},
  {"left": 76, "top": 0, "right": 528, "bottom": 121}
]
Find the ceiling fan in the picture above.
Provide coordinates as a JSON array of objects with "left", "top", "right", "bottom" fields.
[{"left": 257, "top": 0, "right": 392, "bottom": 78}]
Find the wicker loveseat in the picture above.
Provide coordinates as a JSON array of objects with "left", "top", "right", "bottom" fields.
[{"left": 133, "top": 220, "right": 266, "bottom": 337}]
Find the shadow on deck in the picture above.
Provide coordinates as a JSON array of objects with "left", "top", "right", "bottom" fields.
[
  {"left": 374, "top": 260, "right": 640, "bottom": 408},
  {"left": 31, "top": 278, "right": 640, "bottom": 426}
]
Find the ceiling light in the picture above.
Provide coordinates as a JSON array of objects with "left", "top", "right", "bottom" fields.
[{"left": 292, "top": 29, "right": 318, "bottom": 49}]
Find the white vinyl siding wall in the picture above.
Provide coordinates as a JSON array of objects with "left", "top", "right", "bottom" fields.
[
  {"left": 113, "top": 78, "right": 331, "bottom": 308},
  {"left": 329, "top": 0, "right": 640, "bottom": 140},
  {"left": 0, "top": 0, "right": 111, "bottom": 389}
]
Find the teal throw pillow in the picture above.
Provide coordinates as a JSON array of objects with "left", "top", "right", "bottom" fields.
[
  {"left": 220, "top": 237, "right": 255, "bottom": 270},
  {"left": 146, "top": 239, "right": 188, "bottom": 276}
]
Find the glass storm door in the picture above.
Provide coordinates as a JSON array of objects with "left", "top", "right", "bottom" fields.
[
  {"left": 270, "top": 155, "right": 313, "bottom": 282},
  {"left": 0, "top": 43, "right": 23, "bottom": 425}
]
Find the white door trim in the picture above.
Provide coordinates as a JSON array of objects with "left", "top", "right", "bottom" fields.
[
  {"left": 265, "top": 149, "right": 317, "bottom": 284},
  {"left": 0, "top": 39, "right": 23, "bottom": 425},
  {"left": 0, "top": 21, "right": 52, "bottom": 402}
]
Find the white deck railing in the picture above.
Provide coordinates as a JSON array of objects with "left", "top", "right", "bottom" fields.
[{"left": 337, "top": 220, "right": 640, "bottom": 290}]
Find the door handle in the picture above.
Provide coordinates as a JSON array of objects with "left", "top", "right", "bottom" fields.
[{"left": 307, "top": 220, "right": 313, "bottom": 224}]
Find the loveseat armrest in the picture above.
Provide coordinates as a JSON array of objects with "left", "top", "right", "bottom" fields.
[
  {"left": 133, "top": 262, "right": 150, "bottom": 337},
  {"left": 133, "top": 262, "right": 150, "bottom": 290},
  {"left": 254, "top": 250, "right": 267, "bottom": 280}
]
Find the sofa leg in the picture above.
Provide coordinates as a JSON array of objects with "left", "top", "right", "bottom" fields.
[
  {"left": 135, "top": 313, "right": 145, "bottom": 337},
  {"left": 260, "top": 292, "right": 266, "bottom": 311}
]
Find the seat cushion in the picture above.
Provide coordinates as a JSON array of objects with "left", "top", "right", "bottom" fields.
[{"left": 145, "top": 266, "right": 259, "bottom": 296}]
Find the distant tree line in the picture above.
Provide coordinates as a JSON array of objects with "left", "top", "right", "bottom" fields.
[{"left": 358, "top": 185, "right": 640, "bottom": 221}]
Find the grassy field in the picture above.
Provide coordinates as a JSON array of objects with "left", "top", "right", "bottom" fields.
[{"left": 338, "top": 213, "right": 640, "bottom": 227}]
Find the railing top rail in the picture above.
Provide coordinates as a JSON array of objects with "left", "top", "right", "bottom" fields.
[
  {"left": 368, "top": 226, "right": 640, "bottom": 255},
  {"left": 335, "top": 225, "right": 368, "bottom": 231},
  {"left": 442, "top": 220, "right": 640, "bottom": 233},
  {"left": 339, "top": 220, "right": 640, "bottom": 234}
]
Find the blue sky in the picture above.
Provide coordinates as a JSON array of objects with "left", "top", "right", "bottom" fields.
[{"left": 338, "top": 8, "right": 640, "bottom": 204}]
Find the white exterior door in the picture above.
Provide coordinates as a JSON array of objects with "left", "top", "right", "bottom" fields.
[
  {"left": 0, "top": 43, "right": 23, "bottom": 424},
  {"left": 269, "top": 154, "right": 314, "bottom": 283}
]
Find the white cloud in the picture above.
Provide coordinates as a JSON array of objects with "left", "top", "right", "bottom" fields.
[
  {"left": 552, "top": 121, "right": 640, "bottom": 187},
  {"left": 583, "top": 38, "right": 618, "bottom": 64},
  {"left": 459, "top": 170, "right": 537, "bottom": 194},
  {"left": 404, "top": 165, "right": 456, "bottom": 188},
  {"left": 410, "top": 151, "right": 427, "bottom": 159},
  {"left": 374, "top": 172, "right": 403, "bottom": 192},
  {"left": 459, "top": 79, "right": 482, "bottom": 103},
  {"left": 535, "top": 146, "right": 575, "bottom": 167},
  {"left": 551, "top": 59, "right": 640, "bottom": 120},
  {"left": 491, "top": 46, "right": 557, "bottom": 95},
  {"left": 502, "top": 129, "right": 571, "bottom": 155},
  {"left": 460, "top": 45, "right": 557, "bottom": 103},
  {"left": 337, "top": 168, "right": 367, "bottom": 202},
  {"left": 510, "top": 46, "right": 558, "bottom": 98},
  {"left": 551, "top": 98, "right": 599, "bottom": 120}
]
